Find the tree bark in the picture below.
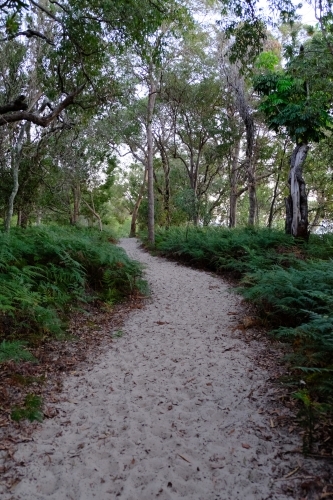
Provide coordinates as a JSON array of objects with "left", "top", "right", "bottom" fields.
[
  {"left": 285, "top": 143, "right": 309, "bottom": 239},
  {"left": 130, "top": 167, "right": 148, "bottom": 237},
  {"left": 268, "top": 140, "right": 287, "bottom": 228},
  {"left": 147, "top": 67, "right": 159, "bottom": 245},
  {"left": 220, "top": 49, "right": 256, "bottom": 226},
  {"left": 5, "top": 124, "right": 27, "bottom": 232},
  {"left": 229, "top": 138, "right": 241, "bottom": 227},
  {"left": 70, "top": 184, "right": 81, "bottom": 225},
  {"left": 156, "top": 138, "right": 171, "bottom": 229}
]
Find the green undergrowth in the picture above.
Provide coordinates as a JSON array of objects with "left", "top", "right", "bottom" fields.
[
  {"left": 148, "top": 226, "right": 333, "bottom": 449},
  {"left": 0, "top": 226, "right": 144, "bottom": 343},
  {"left": 11, "top": 393, "right": 43, "bottom": 423}
]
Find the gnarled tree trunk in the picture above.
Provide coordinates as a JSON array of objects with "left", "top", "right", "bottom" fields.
[{"left": 285, "top": 143, "right": 309, "bottom": 239}]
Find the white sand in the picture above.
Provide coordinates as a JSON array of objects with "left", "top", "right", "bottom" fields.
[{"left": 4, "top": 238, "right": 325, "bottom": 499}]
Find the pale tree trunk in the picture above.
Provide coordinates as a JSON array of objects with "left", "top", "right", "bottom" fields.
[
  {"left": 5, "top": 124, "right": 26, "bottom": 232},
  {"left": 285, "top": 143, "right": 309, "bottom": 239},
  {"left": 130, "top": 167, "right": 148, "bottom": 237},
  {"left": 5, "top": 92, "right": 49, "bottom": 232},
  {"left": 220, "top": 45, "right": 256, "bottom": 225}
]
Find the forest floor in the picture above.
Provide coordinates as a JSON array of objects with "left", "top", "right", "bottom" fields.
[{"left": 1, "top": 238, "right": 332, "bottom": 500}]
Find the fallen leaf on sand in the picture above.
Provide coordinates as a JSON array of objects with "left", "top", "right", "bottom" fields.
[
  {"left": 283, "top": 466, "right": 300, "bottom": 478},
  {"left": 177, "top": 453, "right": 191, "bottom": 463}
]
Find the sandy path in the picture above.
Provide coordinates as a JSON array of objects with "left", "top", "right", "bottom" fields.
[{"left": 7, "top": 238, "right": 306, "bottom": 499}]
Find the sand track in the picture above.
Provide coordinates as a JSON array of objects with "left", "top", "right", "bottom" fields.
[{"left": 5, "top": 238, "right": 326, "bottom": 499}]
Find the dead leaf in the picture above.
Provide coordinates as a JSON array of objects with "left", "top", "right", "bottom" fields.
[
  {"left": 241, "top": 316, "right": 258, "bottom": 329},
  {"left": 177, "top": 453, "right": 191, "bottom": 463},
  {"left": 283, "top": 466, "right": 300, "bottom": 479},
  {"left": 184, "top": 377, "right": 196, "bottom": 385},
  {"left": 241, "top": 443, "right": 251, "bottom": 449}
]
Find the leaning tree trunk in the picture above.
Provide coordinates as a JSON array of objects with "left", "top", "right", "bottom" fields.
[{"left": 285, "top": 143, "right": 309, "bottom": 239}]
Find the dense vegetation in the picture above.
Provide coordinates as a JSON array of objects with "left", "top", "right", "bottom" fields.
[
  {"left": 150, "top": 226, "right": 333, "bottom": 449},
  {"left": 0, "top": 226, "right": 143, "bottom": 348}
]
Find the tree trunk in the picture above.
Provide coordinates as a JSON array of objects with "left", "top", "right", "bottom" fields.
[
  {"left": 285, "top": 143, "right": 309, "bottom": 239},
  {"left": 129, "top": 167, "right": 148, "bottom": 237},
  {"left": 268, "top": 140, "right": 287, "bottom": 228},
  {"left": 160, "top": 146, "right": 171, "bottom": 229},
  {"left": 229, "top": 138, "right": 241, "bottom": 227},
  {"left": 244, "top": 114, "right": 256, "bottom": 226},
  {"left": 147, "top": 69, "right": 158, "bottom": 245},
  {"left": 71, "top": 184, "right": 81, "bottom": 225},
  {"left": 20, "top": 210, "right": 29, "bottom": 228},
  {"left": 5, "top": 125, "right": 26, "bottom": 232}
]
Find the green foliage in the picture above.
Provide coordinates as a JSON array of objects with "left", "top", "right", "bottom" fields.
[
  {"left": 0, "top": 340, "right": 36, "bottom": 363},
  {"left": 219, "top": 0, "right": 297, "bottom": 67},
  {"left": 254, "top": 51, "right": 280, "bottom": 71},
  {"left": 0, "top": 226, "right": 144, "bottom": 340},
  {"left": 11, "top": 393, "right": 43, "bottom": 423},
  {"left": 152, "top": 226, "right": 298, "bottom": 274},
  {"left": 253, "top": 72, "right": 333, "bottom": 143},
  {"left": 112, "top": 330, "right": 124, "bottom": 338}
]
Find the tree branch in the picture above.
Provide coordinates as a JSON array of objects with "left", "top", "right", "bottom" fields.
[
  {"left": 0, "top": 28, "right": 55, "bottom": 45},
  {"left": 0, "top": 85, "right": 85, "bottom": 127},
  {"left": 0, "top": 95, "right": 28, "bottom": 114}
]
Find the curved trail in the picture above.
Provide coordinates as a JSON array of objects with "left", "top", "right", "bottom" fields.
[{"left": 10, "top": 239, "right": 302, "bottom": 499}]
